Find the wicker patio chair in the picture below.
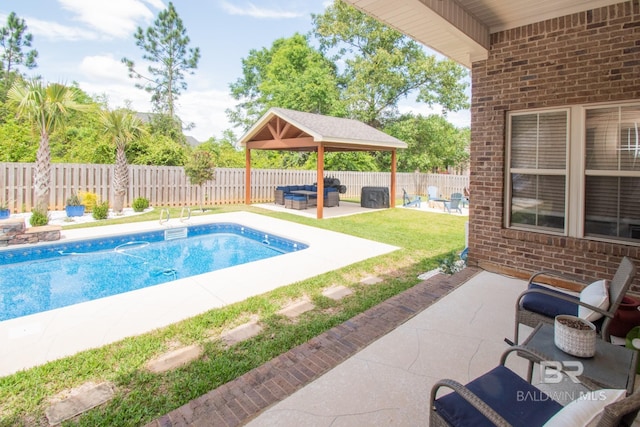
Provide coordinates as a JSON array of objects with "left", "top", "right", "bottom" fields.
[
  {"left": 512, "top": 256, "right": 636, "bottom": 345},
  {"left": 430, "top": 346, "right": 640, "bottom": 427}
]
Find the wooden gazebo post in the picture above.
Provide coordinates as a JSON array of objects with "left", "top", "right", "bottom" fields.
[
  {"left": 316, "top": 145, "right": 325, "bottom": 219},
  {"left": 390, "top": 149, "right": 397, "bottom": 208},
  {"left": 245, "top": 148, "right": 251, "bottom": 204}
]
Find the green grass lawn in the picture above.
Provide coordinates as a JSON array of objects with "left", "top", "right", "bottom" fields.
[{"left": 0, "top": 205, "right": 466, "bottom": 426}]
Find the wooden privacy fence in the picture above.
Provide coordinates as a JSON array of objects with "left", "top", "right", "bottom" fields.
[{"left": 0, "top": 162, "right": 469, "bottom": 212}]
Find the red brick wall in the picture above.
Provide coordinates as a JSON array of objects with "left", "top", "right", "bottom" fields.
[{"left": 469, "top": 1, "right": 640, "bottom": 286}]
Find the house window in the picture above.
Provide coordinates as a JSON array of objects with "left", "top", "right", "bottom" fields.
[
  {"left": 506, "top": 111, "right": 568, "bottom": 232},
  {"left": 584, "top": 105, "right": 640, "bottom": 241},
  {"left": 505, "top": 102, "right": 640, "bottom": 244}
]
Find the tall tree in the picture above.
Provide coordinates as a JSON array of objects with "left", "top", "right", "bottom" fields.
[
  {"left": 7, "top": 79, "right": 89, "bottom": 211},
  {"left": 312, "top": 0, "right": 469, "bottom": 128},
  {"left": 0, "top": 12, "right": 38, "bottom": 81},
  {"left": 100, "top": 109, "right": 147, "bottom": 213},
  {"left": 228, "top": 33, "right": 341, "bottom": 131},
  {"left": 122, "top": 2, "right": 200, "bottom": 118}
]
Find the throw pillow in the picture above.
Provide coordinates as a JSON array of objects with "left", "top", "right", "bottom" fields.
[
  {"left": 578, "top": 279, "right": 609, "bottom": 322},
  {"left": 543, "top": 389, "right": 626, "bottom": 427}
]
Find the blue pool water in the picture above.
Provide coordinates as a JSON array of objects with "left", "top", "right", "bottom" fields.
[{"left": 0, "top": 223, "right": 307, "bottom": 321}]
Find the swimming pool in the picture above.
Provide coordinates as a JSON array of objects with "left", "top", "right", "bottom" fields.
[{"left": 0, "top": 222, "right": 307, "bottom": 321}]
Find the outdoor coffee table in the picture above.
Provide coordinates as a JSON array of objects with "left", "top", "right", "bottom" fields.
[
  {"left": 290, "top": 190, "right": 317, "bottom": 207},
  {"left": 520, "top": 323, "right": 637, "bottom": 395}
]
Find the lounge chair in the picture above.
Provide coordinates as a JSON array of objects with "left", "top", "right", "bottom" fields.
[
  {"left": 444, "top": 193, "right": 463, "bottom": 214},
  {"left": 402, "top": 188, "right": 421, "bottom": 208},
  {"left": 430, "top": 346, "right": 640, "bottom": 427},
  {"left": 512, "top": 256, "right": 636, "bottom": 345}
]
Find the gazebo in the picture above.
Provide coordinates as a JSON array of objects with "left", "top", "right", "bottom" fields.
[{"left": 238, "top": 107, "right": 408, "bottom": 219}]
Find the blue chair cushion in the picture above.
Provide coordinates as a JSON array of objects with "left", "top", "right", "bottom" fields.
[
  {"left": 434, "top": 365, "right": 562, "bottom": 427},
  {"left": 521, "top": 283, "right": 579, "bottom": 318},
  {"left": 291, "top": 195, "right": 306, "bottom": 201}
]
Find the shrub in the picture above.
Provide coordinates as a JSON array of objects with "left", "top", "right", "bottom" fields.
[
  {"left": 78, "top": 191, "right": 99, "bottom": 213},
  {"left": 65, "top": 191, "right": 82, "bottom": 206},
  {"left": 438, "top": 251, "right": 465, "bottom": 275},
  {"left": 29, "top": 209, "right": 49, "bottom": 226},
  {"left": 92, "top": 201, "right": 110, "bottom": 220},
  {"left": 132, "top": 197, "right": 150, "bottom": 212}
]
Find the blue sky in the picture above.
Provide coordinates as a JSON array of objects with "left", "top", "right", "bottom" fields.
[{"left": 0, "top": 0, "right": 469, "bottom": 142}]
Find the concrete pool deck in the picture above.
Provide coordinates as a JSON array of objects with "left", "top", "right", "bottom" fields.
[{"left": 0, "top": 211, "right": 399, "bottom": 377}]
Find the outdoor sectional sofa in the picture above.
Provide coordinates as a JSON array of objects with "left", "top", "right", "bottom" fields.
[{"left": 274, "top": 185, "right": 340, "bottom": 210}]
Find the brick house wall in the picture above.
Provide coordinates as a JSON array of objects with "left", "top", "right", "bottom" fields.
[{"left": 469, "top": 1, "right": 640, "bottom": 289}]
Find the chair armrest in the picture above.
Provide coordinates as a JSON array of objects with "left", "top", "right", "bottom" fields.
[
  {"left": 500, "top": 345, "right": 547, "bottom": 366},
  {"left": 598, "top": 391, "right": 640, "bottom": 427},
  {"left": 430, "top": 379, "right": 512, "bottom": 427},
  {"left": 516, "top": 288, "right": 614, "bottom": 319}
]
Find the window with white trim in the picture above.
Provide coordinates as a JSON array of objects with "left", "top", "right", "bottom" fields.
[
  {"left": 506, "top": 102, "right": 640, "bottom": 244},
  {"left": 584, "top": 105, "right": 640, "bottom": 241},
  {"left": 506, "top": 110, "right": 568, "bottom": 232}
]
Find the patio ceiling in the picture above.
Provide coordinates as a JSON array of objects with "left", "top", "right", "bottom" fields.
[{"left": 342, "top": 0, "right": 624, "bottom": 68}]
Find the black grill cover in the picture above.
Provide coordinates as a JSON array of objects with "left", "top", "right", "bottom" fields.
[{"left": 361, "top": 187, "right": 389, "bottom": 209}]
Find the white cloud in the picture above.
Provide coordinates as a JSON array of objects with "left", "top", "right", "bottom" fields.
[
  {"left": 178, "top": 89, "right": 236, "bottom": 141},
  {"left": 79, "top": 55, "right": 131, "bottom": 84},
  {"left": 21, "top": 17, "right": 100, "bottom": 42},
  {"left": 220, "top": 1, "right": 304, "bottom": 19},
  {"left": 58, "top": 0, "right": 159, "bottom": 38}
]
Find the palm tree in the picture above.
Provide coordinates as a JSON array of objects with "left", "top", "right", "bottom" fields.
[
  {"left": 7, "top": 79, "right": 88, "bottom": 212},
  {"left": 100, "top": 109, "right": 147, "bottom": 213}
]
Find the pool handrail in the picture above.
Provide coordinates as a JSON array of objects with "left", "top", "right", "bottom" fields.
[
  {"left": 159, "top": 208, "right": 170, "bottom": 224},
  {"left": 180, "top": 206, "right": 191, "bottom": 222}
]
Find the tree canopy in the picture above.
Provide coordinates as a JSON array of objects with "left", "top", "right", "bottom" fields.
[
  {"left": 312, "top": 0, "right": 469, "bottom": 128},
  {"left": 228, "top": 33, "right": 342, "bottom": 131},
  {"left": 227, "top": 0, "right": 470, "bottom": 172}
]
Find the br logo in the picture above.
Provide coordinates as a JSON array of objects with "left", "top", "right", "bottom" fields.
[{"left": 540, "top": 361, "right": 584, "bottom": 384}]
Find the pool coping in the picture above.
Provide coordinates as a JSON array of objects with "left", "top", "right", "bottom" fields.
[{"left": 0, "top": 212, "right": 399, "bottom": 377}]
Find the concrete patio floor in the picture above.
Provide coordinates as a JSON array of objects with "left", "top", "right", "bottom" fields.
[
  {"left": 247, "top": 272, "right": 526, "bottom": 427},
  {"left": 149, "top": 268, "right": 542, "bottom": 426},
  {"left": 246, "top": 268, "right": 526, "bottom": 426}
]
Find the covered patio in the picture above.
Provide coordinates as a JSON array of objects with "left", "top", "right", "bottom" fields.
[{"left": 239, "top": 107, "right": 407, "bottom": 219}]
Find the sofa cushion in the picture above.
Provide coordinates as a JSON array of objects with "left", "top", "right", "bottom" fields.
[
  {"left": 434, "top": 365, "right": 562, "bottom": 427},
  {"left": 521, "top": 283, "right": 579, "bottom": 318}
]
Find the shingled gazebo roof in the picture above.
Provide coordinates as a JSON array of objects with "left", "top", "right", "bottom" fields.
[
  {"left": 239, "top": 108, "right": 407, "bottom": 219},
  {"left": 239, "top": 107, "right": 407, "bottom": 152}
]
